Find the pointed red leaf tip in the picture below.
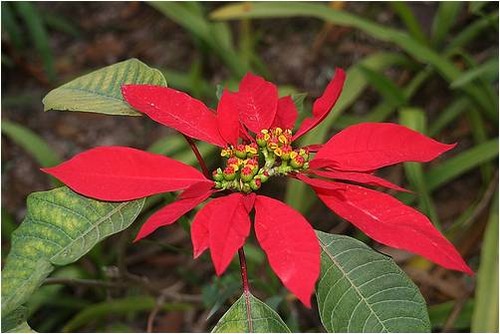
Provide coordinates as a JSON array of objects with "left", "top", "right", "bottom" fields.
[
  {"left": 311, "top": 122, "right": 457, "bottom": 172},
  {"left": 272, "top": 96, "right": 298, "bottom": 130},
  {"left": 293, "top": 68, "right": 346, "bottom": 141},
  {"left": 42, "top": 146, "right": 212, "bottom": 201},
  {"left": 122, "top": 85, "right": 226, "bottom": 147},
  {"left": 315, "top": 183, "right": 473, "bottom": 275},
  {"left": 306, "top": 169, "right": 411, "bottom": 193},
  {"left": 254, "top": 195, "right": 320, "bottom": 307},
  {"left": 217, "top": 90, "right": 240, "bottom": 146},
  {"left": 134, "top": 186, "right": 212, "bottom": 242},
  {"left": 191, "top": 193, "right": 252, "bottom": 275},
  {"left": 236, "top": 73, "right": 278, "bottom": 133}
]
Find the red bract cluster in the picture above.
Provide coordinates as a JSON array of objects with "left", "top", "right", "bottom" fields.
[{"left": 43, "top": 69, "right": 472, "bottom": 307}]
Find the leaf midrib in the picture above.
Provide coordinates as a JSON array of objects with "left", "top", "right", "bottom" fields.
[
  {"left": 244, "top": 292, "right": 253, "bottom": 333},
  {"left": 319, "top": 238, "right": 389, "bottom": 332}
]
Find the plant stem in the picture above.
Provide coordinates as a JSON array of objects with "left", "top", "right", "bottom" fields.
[
  {"left": 183, "top": 135, "right": 210, "bottom": 179},
  {"left": 238, "top": 247, "right": 251, "bottom": 294},
  {"left": 238, "top": 247, "right": 253, "bottom": 332}
]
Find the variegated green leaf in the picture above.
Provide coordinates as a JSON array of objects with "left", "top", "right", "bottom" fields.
[
  {"left": 43, "top": 58, "right": 166, "bottom": 116},
  {"left": 1, "top": 187, "right": 144, "bottom": 317}
]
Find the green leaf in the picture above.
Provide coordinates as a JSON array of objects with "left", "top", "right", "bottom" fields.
[
  {"left": 1, "top": 187, "right": 145, "bottom": 317},
  {"left": 450, "top": 57, "right": 499, "bottom": 89},
  {"left": 426, "top": 139, "right": 499, "bottom": 191},
  {"left": 1, "top": 120, "right": 61, "bottom": 168},
  {"left": 334, "top": 67, "right": 433, "bottom": 129},
  {"left": 14, "top": 2, "right": 55, "bottom": 82},
  {"left": 212, "top": 292, "right": 291, "bottom": 333},
  {"left": 291, "top": 92, "right": 307, "bottom": 115},
  {"left": 150, "top": 2, "right": 248, "bottom": 78},
  {"left": 466, "top": 107, "right": 494, "bottom": 182},
  {"left": 43, "top": 58, "right": 166, "bottom": 116},
  {"left": 41, "top": 11, "right": 80, "bottom": 37},
  {"left": 447, "top": 11, "right": 498, "bottom": 53},
  {"left": 147, "top": 135, "right": 190, "bottom": 156},
  {"left": 469, "top": 2, "right": 488, "bottom": 14},
  {"left": 161, "top": 67, "right": 214, "bottom": 99},
  {"left": 431, "top": 2, "right": 463, "bottom": 48},
  {"left": 389, "top": 2, "right": 428, "bottom": 45},
  {"left": 428, "top": 299, "right": 474, "bottom": 330},
  {"left": 1, "top": 2, "right": 26, "bottom": 50},
  {"left": 315, "top": 230, "right": 431, "bottom": 332},
  {"left": 359, "top": 66, "right": 407, "bottom": 107},
  {"left": 472, "top": 191, "right": 499, "bottom": 332},
  {"left": 1, "top": 306, "right": 29, "bottom": 332},
  {"left": 399, "top": 108, "right": 440, "bottom": 229},
  {"left": 428, "top": 97, "right": 469, "bottom": 137},
  {"left": 6, "top": 322, "right": 35, "bottom": 333}
]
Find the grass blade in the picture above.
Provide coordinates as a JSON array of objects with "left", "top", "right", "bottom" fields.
[
  {"left": 447, "top": 11, "right": 498, "bottom": 53},
  {"left": 1, "top": 120, "right": 61, "bottom": 168},
  {"left": 150, "top": 2, "right": 248, "bottom": 78},
  {"left": 426, "top": 139, "right": 499, "bottom": 191},
  {"left": 1, "top": 2, "right": 26, "bottom": 50},
  {"left": 390, "top": 2, "right": 428, "bottom": 45},
  {"left": 471, "top": 191, "right": 499, "bottom": 332},
  {"left": 431, "top": 2, "right": 463, "bottom": 48},
  {"left": 359, "top": 65, "right": 407, "bottom": 107},
  {"left": 451, "top": 57, "right": 499, "bottom": 89},
  {"left": 429, "top": 97, "right": 469, "bottom": 137},
  {"left": 399, "top": 108, "right": 441, "bottom": 228},
  {"left": 14, "top": 2, "right": 55, "bottom": 82}
]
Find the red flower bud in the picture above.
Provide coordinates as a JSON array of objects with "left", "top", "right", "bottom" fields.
[
  {"left": 241, "top": 165, "right": 255, "bottom": 182},
  {"left": 260, "top": 170, "right": 270, "bottom": 183},
  {"left": 290, "top": 154, "right": 305, "bottom": 169},
  {"left": 235, "top": 144, "right": 247, "bottom": 159},
  {"left": 212, "top": 168, "right": 224, "bottom": 181},
  {"left": 227, "top": 157, "right": 239, "bottom": 166},
  {"left": 281, "top": 145, "right": 292, "bottom": 160},
  {"left": 250, "top": 177, "right": 262, "bottom": 190},
  {"left": 223, "top": 166, "right": 236, "bottom": 180}
]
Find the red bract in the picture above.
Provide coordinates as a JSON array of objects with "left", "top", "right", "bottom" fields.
[
  {"left": 44, "top": 68, "right": 473, "bottom": 308},
  {"left": 42, "top": 146, "right": 212, "bottom": 201}
]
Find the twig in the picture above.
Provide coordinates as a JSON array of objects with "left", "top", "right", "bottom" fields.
[
  {"left": 434, "top": 170, "right": 498, "bottom": 277},
  {"left": 460, "top": 171, "right": 498, "bottom": 229},
  {"left": 442, "top": 289, "right": 474, "bottom": 332},
  {"left": 147, "top": 282, "right": 182, "bottom": 332},
  {"left": 43, "top": 277, "right": 127, "bottom": 289},
  {"left": 183, "top": 135, "right": 211, "bottom": 178},
  {"left": 147, "top": 293, "right": 166, "bottom": 333},
  {"left": 42, "top": 276, "right": 202, "bottom": 303}
]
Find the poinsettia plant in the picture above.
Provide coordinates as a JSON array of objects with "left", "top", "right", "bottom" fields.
[
  {"left": 43, "top": 66, "right": 473, "bottom": 302},
  {"left": 1, "top": 59, "right": 473, "bottom": 332}
]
